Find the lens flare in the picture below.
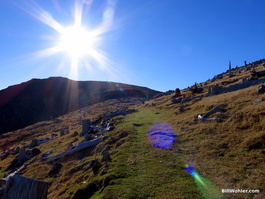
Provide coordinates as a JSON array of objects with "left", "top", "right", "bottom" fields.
[
  {"left": 148, "top": 123, "right": 176, "bottom": 149},
  {"left": 184, "top": 164, "right": 226, "bottom": 199}
]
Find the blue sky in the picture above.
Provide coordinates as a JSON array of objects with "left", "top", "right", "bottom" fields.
[{"left": 0, "top": 0, "right": 265, "bottom": 92}]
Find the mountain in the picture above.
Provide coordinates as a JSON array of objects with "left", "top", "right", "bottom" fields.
[{"left": 0, "top": 77, "right": 161, "bottom": 134}]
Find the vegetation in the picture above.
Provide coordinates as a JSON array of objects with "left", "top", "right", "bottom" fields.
[{"left": 0, "top": 64, "right": 265, "bottom": 198}]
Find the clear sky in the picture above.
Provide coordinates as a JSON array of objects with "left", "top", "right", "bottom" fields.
[{"left": 1, "top": 0, "right": 265, "bottom": 92}]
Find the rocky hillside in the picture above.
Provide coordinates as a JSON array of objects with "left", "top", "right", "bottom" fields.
[
  {"left": 0, "top": 77, "right": 161, "bottom": 134},
  {"left": 0, "top": 59, "right": 265, "bottom": 199}
]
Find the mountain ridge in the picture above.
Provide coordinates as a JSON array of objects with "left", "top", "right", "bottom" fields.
[{"left": 0, "top": 77, "right": 161, "bottom": 134}]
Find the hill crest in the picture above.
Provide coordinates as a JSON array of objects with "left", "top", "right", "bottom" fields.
[{"left": 0, "top": 77, "right": 161, "bottom": 134}]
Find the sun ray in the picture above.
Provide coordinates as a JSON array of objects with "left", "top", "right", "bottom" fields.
[{"left": 10, "top": 0, "right": 121, "bottom": 82}]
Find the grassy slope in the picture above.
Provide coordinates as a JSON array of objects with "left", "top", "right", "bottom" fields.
[
  {"left": 0, "top": 66, "right": 265, "bottom": 199},
  {"left": 145, "top": 85, "right": 265, "bottom": 199}
]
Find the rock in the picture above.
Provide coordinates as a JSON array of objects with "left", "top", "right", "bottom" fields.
[
  {"left": 11, "top": 147, "right": 20, "bottom": 155},
  {"left": 180, "top": 127, "right": 186, "bottom": 131},
  {"left": 17, "top": 148, "right": 28, "bottom": 166},
  {"left": 0, "top": 152, "right": 9, "bottom": 160},
  {"left": 171, "top": 98, "right": 182, "bottom": 104},
  {"left": 51, "top": 133, "right": 57, "bottom": 138},
  {"left": 188, "top": 121, "right": 196, "bottom": 125},
  {"left": 85, "top": 159, "right": 102, "bottom": 174},
  {"left": 59, "top": 129, "right": 65, "bottom": 136},
  {"left": 207, "top": 84, "right": 221, "bottom": 96},
  {"left": 26, "top": 148, "right": 41, "bottom": 158},
  {"left": 257, "top": 85, "right": 265, "bottom": 94},
  {"left": 84, "top": 134, "right": 96, "bottom": 141},
  {"left": 100, "top": 151, "right": 112, "bottom": 163},
  {"left": 241, "top": 77, "right": 247, "bottom": 84},
  {"left": 178, "top": 106, "right": 185, "bottom": 112},
  {"left": 4, "top": 175, "right": 48, "bottom": 199},
  {"left": 81, "top": 119, "right": 92, "bottom": 136},
  {"left": 48, "top": 163, "right": 62, "bottom": 177},
  {"left": 71, "top": 131, "right": 79, "bottom": 137},
  {"left": 252, "top": 99, "right": 262, "bottom": 104},
  {"left": 29, "top": 139, "right": 38, "bottom": 148},
  {"left": 42, "top": 153, "right": 49, "bottom": 158}
]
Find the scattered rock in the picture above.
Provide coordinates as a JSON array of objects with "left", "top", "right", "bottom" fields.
[
  {"left": 11, "top": 147, "right": 20, "bottom": 155},
  {"left": 29, "top": 139, "right": 38, "bottom": 148},
  {"left": 42, "top": 153, "right": 49, "bottom": 158},
  {"left": 100, "top": 151, "right": 112, "bottom": 163},
  {"left": 17, "top": 148, "right": 28, "bottom": 166},
  {"left": 60, "top": 129, "right": 65, "bottom": 136},
  {"left": 85, "top": 159, "right": 102, "bottom": 174},
  {"left": 188, "top": 121, "right": 196, "bottom": 125},
  {"left": 51, "top": 133, "right": 57, "bottom": 138},
  {"left": 171, "top": 97, "right": 182, "bottom": 104},
  {"left": 26, "top": 148, "right": 41, "bottom": 158},
  {"left": 207, "top": 84, "right": 221, "bottom": 96},
  {"left": 178, "top": 106, "right": 185, "bottom": 112},
  {"left": 0, "top": 152, "right": 9, "bottom": 160},
  {"left": 252, "top": 99, "right": 262, "bottom": 104},
  {"left": 71, "top": 131, "right": 79, "bottom": 137},
  {"left": 257, "top": 85, "right": 265, "bottom": 94},
  {"left": 48, "top": 163, "right": 62, "bottom": 177},
  {"left": 84, "top": 134, "right": 96, "bottom": 142},
  {"left": 180, "top": 127, "right": 186, "bottom": 131}
]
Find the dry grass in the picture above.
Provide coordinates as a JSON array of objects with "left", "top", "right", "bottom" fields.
[{"left": 1, "top": 65, "right": 265, "bottom": 198}]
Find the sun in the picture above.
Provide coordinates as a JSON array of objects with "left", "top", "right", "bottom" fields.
[
  {"left": 16, "top": 0, "right": 118, "bottom": 80},
  {"left": 58, "top": 25, "right": 98, "bottom": 59}
]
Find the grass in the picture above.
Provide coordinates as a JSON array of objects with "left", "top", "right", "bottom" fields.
[
  {"left": 1, "top": 66, "right": 265, "bottom": 198},
  {"left": 88, "top": 108, "right": 203, "bottom": 199},
  {"left": 148, "top": 84, "right": 265, "bottom": 199}
]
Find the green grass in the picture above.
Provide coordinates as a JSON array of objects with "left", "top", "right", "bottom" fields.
[{"left": 89, "top": 108, "right": 203, "bottom": 199}]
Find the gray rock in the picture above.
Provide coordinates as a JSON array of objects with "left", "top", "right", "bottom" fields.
[
  {"left": 252, "top": 99, "right": 262, "bottom": 104},
  {"left": 48, "top": 163, "right": 62, "bottom": 177},
  {"left": 11, "top": 147, "right": 20, "bottom": 155},
  {"left": 101, "top": 151, "right": 111, "bottom": 163},
  {"left": 26, "top": 148, "right": 41, "bottom": 158},
  {"left": 257, "top": 85, "right": 265, "bottom": 94},
  {"left": 29, "top": 139, "right": 38, "bottom": 148},
  {"left": 17, "top": 148, "right": 28, "bottom": 166}
]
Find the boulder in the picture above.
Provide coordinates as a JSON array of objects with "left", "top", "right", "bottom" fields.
[
  {"left": 3, "top": 175, "right": 48, "bottom": 199},
  {"left": 26, "top": 148, "right": 41, "bottom": 158},
  {"left": 17, "top": 148, "right": 28, "bottom": 166}
]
